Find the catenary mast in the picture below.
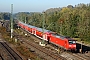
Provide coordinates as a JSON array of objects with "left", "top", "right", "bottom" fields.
[{"left": 11, "top": 4, "right": 13, "bottom": 38}]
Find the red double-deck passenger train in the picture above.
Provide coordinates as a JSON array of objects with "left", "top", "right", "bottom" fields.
[{"left": 18, "top": 21, "right": 76, "bottom": 51}]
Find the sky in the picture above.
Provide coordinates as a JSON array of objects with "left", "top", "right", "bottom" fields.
[{"left": 0, "top": 0, "right": 90, "bottom": 13}]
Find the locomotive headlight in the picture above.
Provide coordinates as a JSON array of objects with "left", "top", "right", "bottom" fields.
[
  {"left": 69, "top": 45, "right": 72, "bottom": 47},
  {"left": 73, "top": 45, "right": 76, "bottom": 47}
]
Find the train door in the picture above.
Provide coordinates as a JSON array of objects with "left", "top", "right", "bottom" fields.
[
  {"left": 32, "top": 28, "right": 36, "bottom": 35},
  {"left": 43, "top": 34, "right": 47, "bottom": 41},
  {"left": 26, "top": 26, "right": 28, "bottom": 31}
]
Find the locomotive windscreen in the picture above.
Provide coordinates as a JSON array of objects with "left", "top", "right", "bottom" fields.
[{"left": 68, "top": 40, "right": 76, "bottom": 44}]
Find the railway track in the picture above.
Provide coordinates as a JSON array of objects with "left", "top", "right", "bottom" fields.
[
  {"left": 0, "top": 42, "right": 23, "bottom": 60},
  {"left": 17, "top": 36, "right": 66, "bottom": 60},
  {"left": 23, "top": 39, "right": 65, "bottom": 60},
  {"left": 73, "top": 53, "right": 90, "bottom": 60},
  {"left": 14, "top": 29, "right": 66, "bottom": 60},
  {"left": 0, "top": 54, "right": 4, "bottom": 60},
  {"left": 14, "top": 28, "right": 90, "bottom": 60},
  {"left": 60, "top": 51, "right": 90, "bottom": 60}
]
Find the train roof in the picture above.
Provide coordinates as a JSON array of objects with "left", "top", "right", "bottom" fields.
[
  {"left": 19, "top": 22, "right": 51, "bottom": 32},
  {"left": 28, "top": 25, "right": 36, "bottom": 28},
  {"left": 52, "top": 34, "right": 65, "bottom": 39},
  {"left": 52, "top": 34, "right": 75, "bottom": 40},
  {"left": 19, "top": 21, "right": 36, "bottom": 28},
  {"left": 36, "top": 27, "right": 52, "bottom": 33},
  {"left": 19, "top": 21, "right": 26, "bottom": 25}
]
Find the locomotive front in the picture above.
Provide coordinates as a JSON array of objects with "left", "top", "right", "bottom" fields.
[{"left": 68, "top": 40, "right": 76, "bottom": 51}]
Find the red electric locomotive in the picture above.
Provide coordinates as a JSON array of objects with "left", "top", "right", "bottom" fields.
[{"left": 50, "top": 34, "right": 76, "bottom": 51}]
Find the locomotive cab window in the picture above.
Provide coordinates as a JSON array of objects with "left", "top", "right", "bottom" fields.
[{"left": 68, "top": 40, "right": 76, "bottom": 44}]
